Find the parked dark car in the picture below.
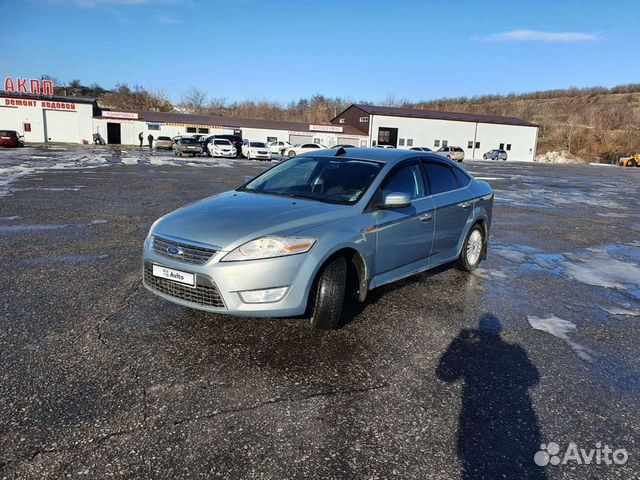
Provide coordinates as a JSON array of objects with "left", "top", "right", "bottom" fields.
[
  {"left": 483, "top": 149, "right": 508, "bottom": 161},
  {"left": 173, "top": 137, "right": 203, "bottom": 157},
  {"left": 0, "top": 130, "right": 21, "bottom": 148}
]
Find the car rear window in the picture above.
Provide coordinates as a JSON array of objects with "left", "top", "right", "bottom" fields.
[
  {"left": 453, "top": 147, "right": 463, "bottom": 152},
  {"left": 424, "top": 162, "right": 459, "bottom": 194},
  {"left": 158, "top": 136, "right": 171, "bottom": 141},
  {"left": 181, "top": 138, "right": 198, "bottom": 144},
  {"left": 0, "top": 131, "right": 17, "bottom": 136}
]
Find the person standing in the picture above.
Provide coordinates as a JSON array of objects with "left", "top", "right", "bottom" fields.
[
  {"left": 138, "top": 132, "right": 143, "bottom": 147},
  {"left": 147, "top": 133, "right": 154, "bottom": 149}
]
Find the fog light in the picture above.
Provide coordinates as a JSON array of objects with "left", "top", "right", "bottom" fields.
[{"left": 238, "top": 286, "right": 289, "bottom": 304}]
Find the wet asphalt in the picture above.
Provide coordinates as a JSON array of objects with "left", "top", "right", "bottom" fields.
[{"left": 1, "top": 147, "right": 639, "bottom": 479}]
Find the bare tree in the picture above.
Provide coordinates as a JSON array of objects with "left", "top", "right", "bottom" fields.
[{"left": 181, "top": 87, "right": 208, "bottom": 114}]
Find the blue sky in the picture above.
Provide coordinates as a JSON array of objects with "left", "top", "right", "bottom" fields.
[{"left": 1, "top": 0, "right": 639, "bottom": 104}]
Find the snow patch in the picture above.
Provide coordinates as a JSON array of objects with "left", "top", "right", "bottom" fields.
[{"left": 527, "top": 315, "right": 594, "bottom": 363}]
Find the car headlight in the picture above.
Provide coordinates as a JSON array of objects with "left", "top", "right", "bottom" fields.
[{"left": 221, "top": 236, "right": 316, "bottom": 262}]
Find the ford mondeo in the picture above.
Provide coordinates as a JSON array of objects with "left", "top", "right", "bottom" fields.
[{"left": 142, "top": 148, "right": 493, "bottom": 329}]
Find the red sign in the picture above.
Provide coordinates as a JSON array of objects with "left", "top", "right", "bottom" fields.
[
  {"left": 2, "top": 98, "right": 76, "bottom": 110},
  {"left": 3, "top": 77, "right": 54, "bottom": 95}
]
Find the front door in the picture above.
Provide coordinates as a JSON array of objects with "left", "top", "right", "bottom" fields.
[
  {"left": 373, "top": 163, "right": 435, "bottom": 275},
  {"left": 106, "top": 122, "right": 121, "bottom": 144}
]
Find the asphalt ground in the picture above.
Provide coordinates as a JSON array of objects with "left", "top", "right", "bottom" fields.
[{"left": 1, "top": 146, "right": 639, "bottom": 479}]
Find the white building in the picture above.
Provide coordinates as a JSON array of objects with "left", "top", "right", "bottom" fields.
[
  {"left": 0, "top": 92, "right": 95, "bottom": 143},
  {"left": 93, "top": 110, "right": 368, "bottom": 148},
  {"left": 331, "top": 104, "right": 539, "bottom": 161}
]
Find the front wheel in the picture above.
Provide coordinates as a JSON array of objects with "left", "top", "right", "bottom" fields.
[
  {"left": 310, "top": 256, "right": 346, "bottom": 330},
  {"left": 457, "top": 224, "right": 485, "bottom": 272},
  {"left": 288, "top": 151, "right": 296, "bottom": 158}
]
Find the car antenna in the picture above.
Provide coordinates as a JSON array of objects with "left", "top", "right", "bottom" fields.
[{"left": 335, "top": 147, "right": 347, "bottom": 156}]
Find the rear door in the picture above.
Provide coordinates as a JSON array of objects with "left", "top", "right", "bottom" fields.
[
  {"left": 422, "top": 160, "right": 475, "bottom": 265},
  {"left": 373, "top": 162, "right": 435, "bottom": 275}
]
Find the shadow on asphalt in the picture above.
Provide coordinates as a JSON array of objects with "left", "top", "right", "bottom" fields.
[{"left": 436, "top": 314, "right": 547, "bottom": 480}]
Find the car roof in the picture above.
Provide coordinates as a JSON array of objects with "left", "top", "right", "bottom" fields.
[{"left": 309, "top": 147, "right": 454, "bottom": 166}]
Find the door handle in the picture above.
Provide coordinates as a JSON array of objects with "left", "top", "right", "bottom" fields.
[
  {"left": 419, "top": 213, "right": 432, "bottom": 222},
  {"left": 458, "top": 201, "right": 472, "bottom": 209}
]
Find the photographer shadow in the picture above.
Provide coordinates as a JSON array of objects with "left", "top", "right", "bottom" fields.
[{"left": 436, "top": 314, "right": 547, "bottom": 480}]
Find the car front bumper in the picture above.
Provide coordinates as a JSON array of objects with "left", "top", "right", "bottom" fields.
[{"left": 141, "top": 238, "right": 316, "bottom": 317}]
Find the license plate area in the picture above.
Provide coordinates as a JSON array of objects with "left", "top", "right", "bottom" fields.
[{"left": 152, "top": 264, "right": 196, "bottom": 287}]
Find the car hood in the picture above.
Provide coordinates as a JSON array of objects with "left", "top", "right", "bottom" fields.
[{"left": 153, "top": 191, "right": 353, "bottom": 250}]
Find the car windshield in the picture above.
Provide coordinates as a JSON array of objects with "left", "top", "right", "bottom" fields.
[
  {"left": 240, "top": 156, "right": 383, "bottom": 205},
  {"left": 250, "top": 142, "right": 266, "bottom": 148},
  {"left": 214, "top": 139, "right": 230, "bottom": 145}
]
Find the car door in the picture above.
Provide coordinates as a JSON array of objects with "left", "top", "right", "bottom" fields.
[
  {"left": 422, "top": 160, "right": 475, "bottom": 265},
  {"left": 373, "top": 162, "right": 435, "bottom": 275}
]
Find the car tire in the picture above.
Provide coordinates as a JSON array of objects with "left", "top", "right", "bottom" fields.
[
  {"left": 247, "top": 151, "right": 251, "bottom": 160},
  {"left": 629, "top": 159, "right": 637, "bottom": 167},
  {"left": 456, "top": 224, "right": 485, "bottom": 272},
  {"left": 288, "top": 151, "right": 296, "bottom": 158},
  {"left": 483, "top": 155, "right": 487, "bottom": 160},
  {"left": 310, "top": 256, "right": 347, "bottom": 330}
]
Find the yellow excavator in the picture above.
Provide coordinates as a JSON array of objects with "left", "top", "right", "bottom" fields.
[{"left": 619, "top": 154, "right": 640, "bottom": 167}]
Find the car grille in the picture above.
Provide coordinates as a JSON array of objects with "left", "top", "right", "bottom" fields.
[
  {"left": 152, "top": 235, "right": 218, "bottom": 265},
  {"left": 144, "top": 263, "right": 225, "bottom": 309}
]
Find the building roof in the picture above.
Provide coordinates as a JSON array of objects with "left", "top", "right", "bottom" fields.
[
  {"left": 97, "top": 109, "right": 367, "bottom": 136},
  {"left": 335, "top": 104, "right": 537, "bottom": 127},
  {"left": 0, "top": 91, "right": 97, "bottom": 104}
]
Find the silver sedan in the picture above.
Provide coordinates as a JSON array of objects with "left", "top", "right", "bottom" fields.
[{"left": 142, "top": 149, "right": 494, "bottom": 329}]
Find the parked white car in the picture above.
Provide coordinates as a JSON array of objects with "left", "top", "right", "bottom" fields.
[
  {"left": 282, "top": 143, "right": 327, "bottom": 158},
  {"left": 242, "top": 141, "right": 272, "bottom": 160},
  {"left": 267, "top": 140, "right": 292, "bottom": 155},
  {"left": 208, "top": 138, "right": 236, "bottom": 158}
]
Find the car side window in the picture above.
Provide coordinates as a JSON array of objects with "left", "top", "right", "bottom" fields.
[
  {"left": 423, "top": 162, "right": 459, "bottom": 195},
  {"left": 381, "top": 164, "right": 424, "bottom": 200}
]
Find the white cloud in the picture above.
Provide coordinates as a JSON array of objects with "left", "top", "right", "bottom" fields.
[
  {"left": 472, "top": 29, "right": 600, "bottom": 43},
  {"left": 156, "top": 14, "right": 182, "bottom": 24}
]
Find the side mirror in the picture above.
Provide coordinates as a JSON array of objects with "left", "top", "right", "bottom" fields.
[{"left": 382, "top": 192, "right": 411, "bottom": 209}]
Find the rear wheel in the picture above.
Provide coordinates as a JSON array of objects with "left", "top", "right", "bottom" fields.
[
  {"left": 629, "top": 159, "right": 638, "bottom": 167},
  {"left": 310, "top": 256, "right": 347, "bottom": 330},
  {"left": 288, "top": 150, "right": 296, "bottom": 158},
  {"left": 457, "top": 224, "right": 485, "bottom": 272}
]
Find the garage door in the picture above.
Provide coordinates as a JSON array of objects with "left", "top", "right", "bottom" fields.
[
  {"left": 44, "top": 109, "right": 78, "bottom": 143},
  {"left": 0, "top": 106, "right": 19, "bottom": 130},
  {"left": 289, "top": 134, "right": 313, "bottom": 144},
  {"left": 337, "top": 137, "right": 358, "bottom": 146}
]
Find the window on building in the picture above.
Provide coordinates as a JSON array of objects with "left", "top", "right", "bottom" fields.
[
  {"left": 434, "top": 140, "right": 440, "bottom": 148},
  {"left": 378, "top": 130, "right": 390, "bottom": 143},
  {"left": 186, "top": 127, "right": 197, "bottom": 133},
  {"left": 267, "top": 136, "right": 277, "bottom": 143},
  {"left": 407, "top": 139, "right": 413, "bottom": 146},
  {"left": 475, "top": 141, "right": 480, "bottom": 149},
  {"left": 468, "top": 141, "right": 473, "bottom": 149},
  {"left": 506, "top": 144, "right": 512, "bottom": 151},
  {"left": 360, "top": 140, "right": 367, "bottom": 147},
  {"left": 499, "top": 143, "right": 505, "bottom": 149},
  {"left": 423, "top": 163, "right": 459, "bottom": 195},
  {"left": 338, "top": 118, "right": 346, "bottom": 124},
  {"left": 198, "top": 128, "right": 209, "bottom": 134},
  {"left": 147, "top": 124, "right": 161, "bottom": 131},
  {"left": 313, "top": 138, "right": 321, "bottom": 144},
  {"left": 442, "top": 140, "right": 448, "bottom": 147},
  {"left": 23, "top": 123, "right": 31, "bottom": 133},
  {"left": 359, "top": 116, "right": 369, "bottom": 123},
  {"left": 399, "top": 138, "right": 405, "bottom": 146}
]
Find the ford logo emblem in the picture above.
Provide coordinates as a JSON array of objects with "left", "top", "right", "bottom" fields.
[{"left": 167, "top": 246, "right": 184, "bottom": 255}]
